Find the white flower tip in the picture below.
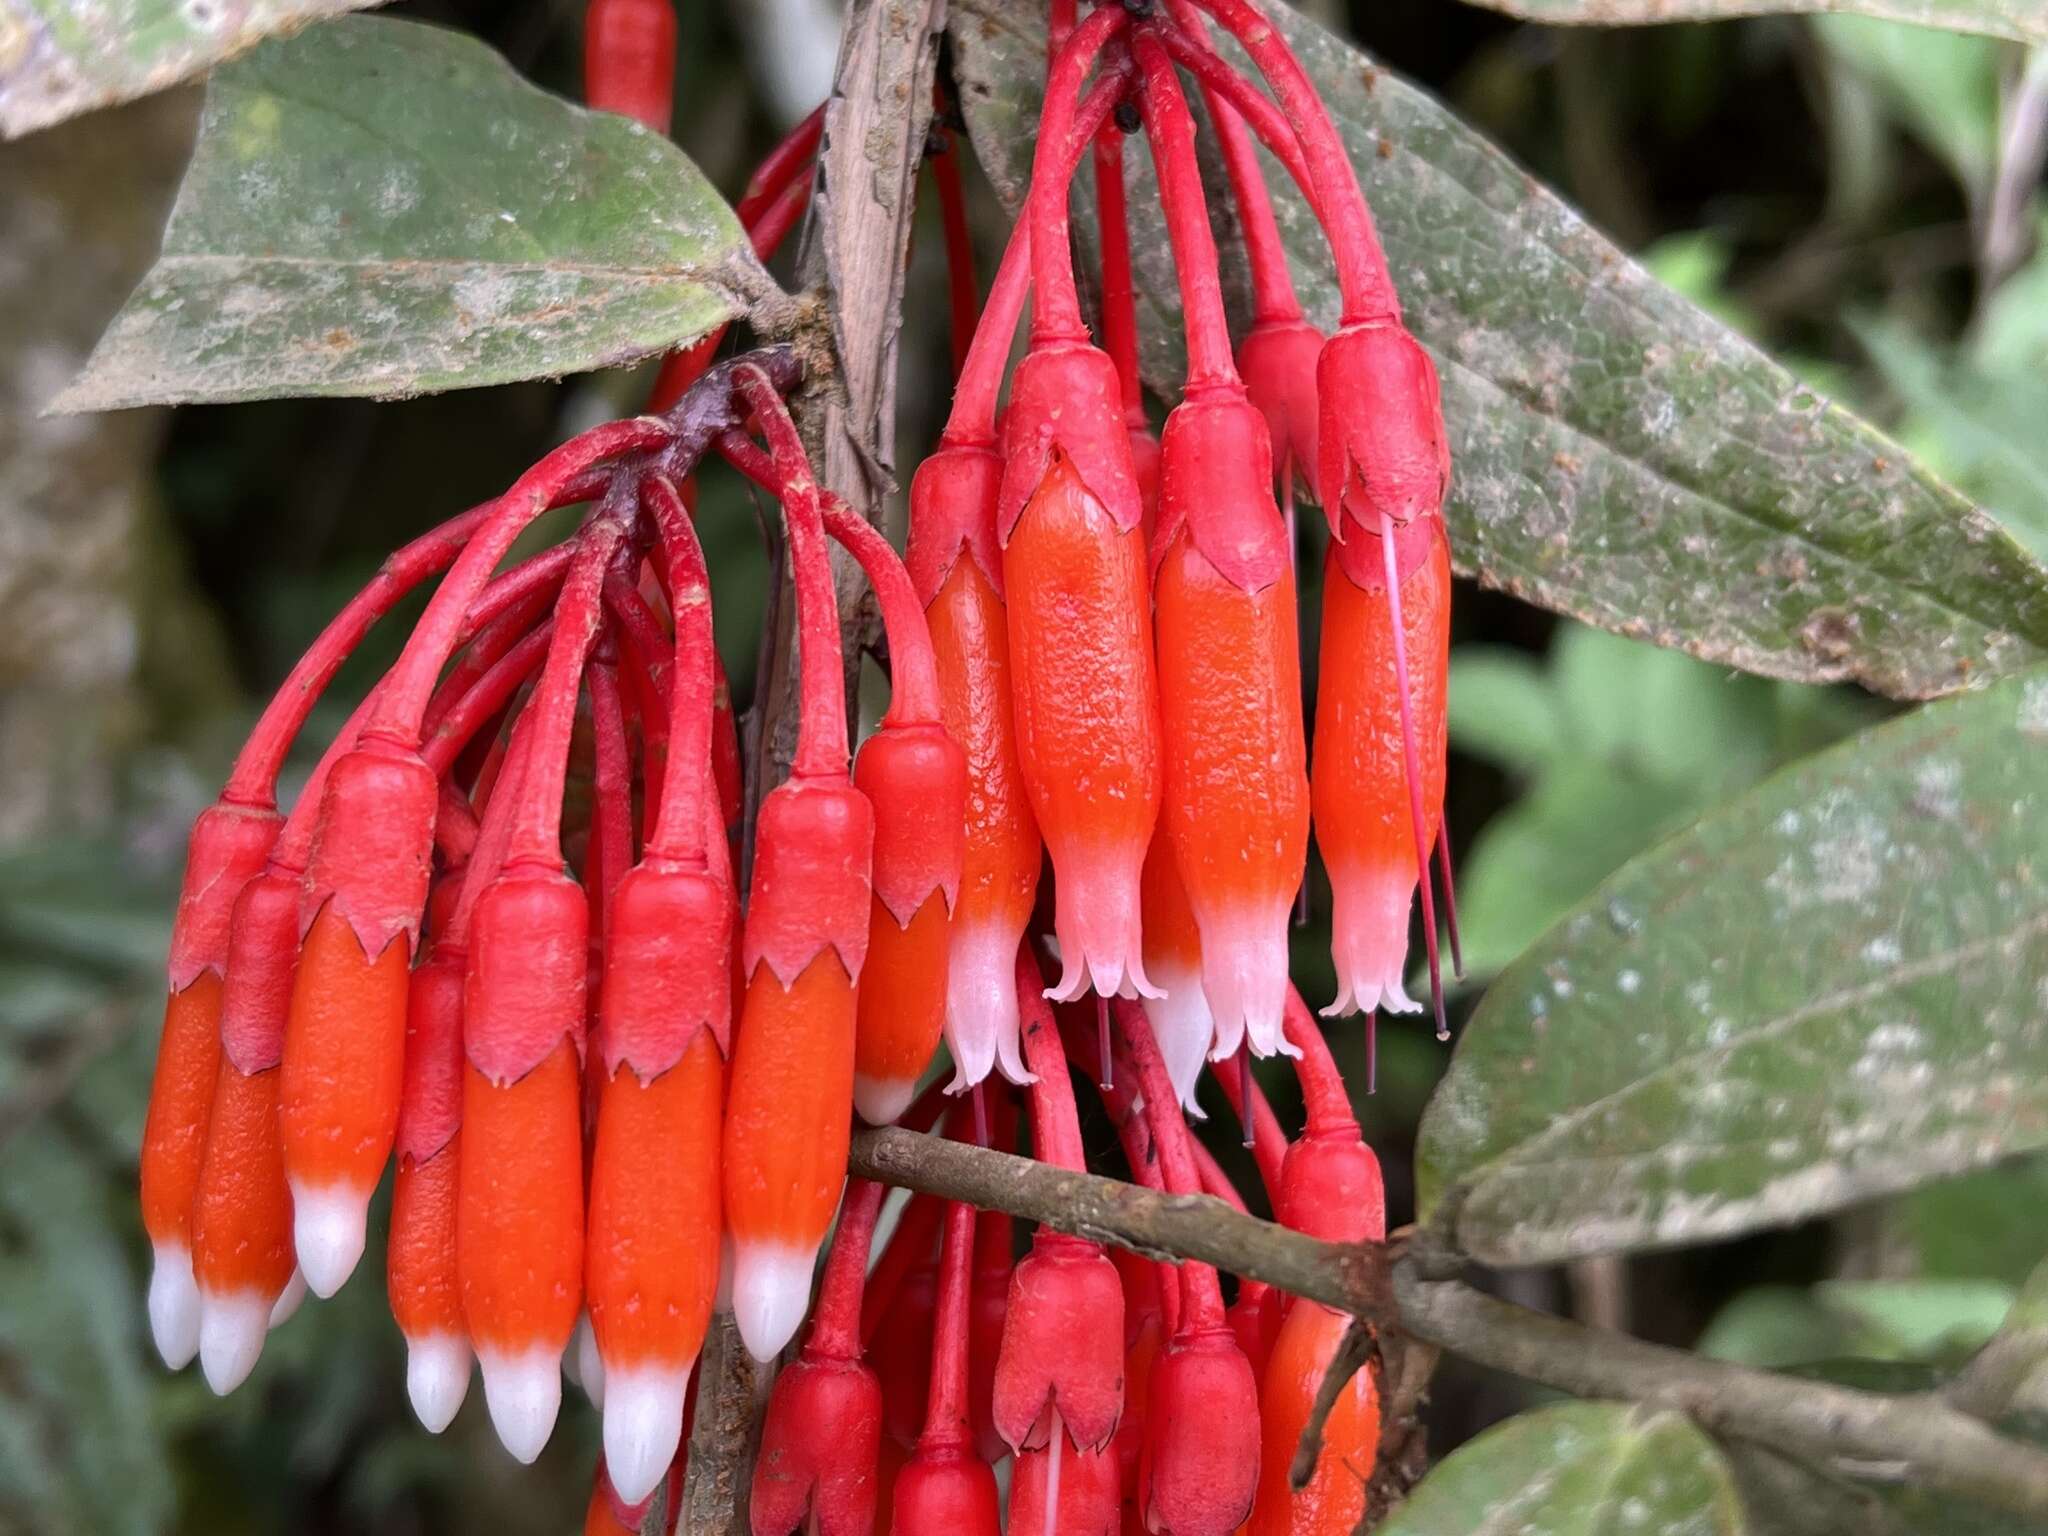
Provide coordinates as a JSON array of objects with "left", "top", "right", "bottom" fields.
[
  {"left": 198, "top": 1288, "right": 272, "bottom": 1395},
  {"left": 406, "top": 1331, "right": 472, "bottom": 1433},
  {"left": 575, "top": 1314, "right": 606, "bottom": 1408},
  {"left": 602, "top": 1361, "right": 694, "bottom": 1505},
  {"left": 147, "top": 1242, "right": 200, "bottom": 1370},
  {"left": 852, "top": 1072, "right": 919, "bottom": 1127},
  {"left": 290, "top": 1183, "right": 369, "bottom": 1299},
  {"left": 477, "top": 1343, "right": 564, "bottom": 1463},
  {"left": 268, "top": 1269, "right": 308, "bottom": 1329},
  {"left": 729, "top": 1239, "right": 817, "bottom": 1362}
]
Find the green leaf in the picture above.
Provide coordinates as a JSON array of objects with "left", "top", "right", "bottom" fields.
[
  {"left": 0, "top": 0, "right": 389, "bottom": 141},
  {"left": 1697, "top": 1287, "right": 1856, "bottom": 1369},
  {"left": 1417, "top": 663, "right": 2048, "bottom": 1264},
  {"left": 1377, "top": 1400, "right": 1747, "bottom": 1535},
  {"left": 1450, "top": 0, "right": 2048, "bottom": 47},
  {"left": 948, "top": 0, "right": 2048, "bottom": 699},
  {"left": 1814, "top": 1278, "right": 2016, "bottom": 1360},
  {"left": 1448, "top": 625, "right": 1873, "bottom": 976},
  {"left": 56, "top": 16, "right": 763, "bottom": 411}
]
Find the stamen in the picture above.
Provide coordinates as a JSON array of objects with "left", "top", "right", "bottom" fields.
[{"left": 1377, "top": 509, "right": 1447, "bottom": 1041}]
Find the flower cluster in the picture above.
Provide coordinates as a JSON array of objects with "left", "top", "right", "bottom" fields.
[{"left": 140, "top": 1, "right": 1456, "bottom": 1532}]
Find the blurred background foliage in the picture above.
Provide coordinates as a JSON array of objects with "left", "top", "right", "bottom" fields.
[{"left": 3, "top": 0, "right": 2047, "bottom": 1530}]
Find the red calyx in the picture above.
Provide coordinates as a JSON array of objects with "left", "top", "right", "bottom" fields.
[
  {"left": 751, "top": 1352, "right": 885, "bottom": 1536},
  {"left": 464, "top": 865, "right": 590, "bottom": 1085},
  {"left": 1315, "top": 321, "right": 1450, "bottom": 541},
  {"left": 890, "top": 1446, "right": 1001, "bottom": 1536},
  {"left": 1275, "top": 989, "right": 1385, "bottom": 1244},
  {"left": 396, "top": 943, "right": 466, "bottom": 1167},
  {"left": 855, "top": 722, "right": 967, "bottom": 925},
  {"left": 905, "top": 437, "right": 1005, "bottom": 609},
  {"left": 218, "top": 868, "right": 304, "bottom": 1075},
  {"left": 992, "top": 1232, "right": 1127, "bottom": 1455},
  {"left": 299, "top": 738, "right": 440, "bottom": 961},
  {"left": 165, "top": 801, "right": 282, "bottom": 993},
  {"left": 1279, "top": 1129, "right": 1386, "bottom": 1247},
  {"left": 1152, "top": 388, "right": 1289, "bottom": 593},
  {"left": 600, "top": 856, "right": 736, "bottom": 1070},
  {"left": 994, "top": 952, "right": 1127, "bottom": 1454},
  {"left": 997, "top": 343, "right": 1145, "bottom": 544},
  {"left": 742, "top": 775, "right": 875, "bottom": 988},
  {"left": 1237, "top": 316, "right": 1326, "bottom": 505},
  {"left": 1142, "top": 1326, "right": 1261, "bottom": 1535}
]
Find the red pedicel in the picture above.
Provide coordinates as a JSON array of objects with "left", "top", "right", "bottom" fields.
[
  {"left": 993, "top": 951, "right": 1126, "bottom": 1456},
  {"left": 966, "top": 1089, "right": 1018, "bottom": 1463},
  {"left": 891, "top": 1199, "right": 1001, "bottom": 1536},
  {"left": 751, "top": 1180, "right": 887, "bottom": 1536},
  {"left": 582, "top": 0, "right": 677, "bottom": 132}
]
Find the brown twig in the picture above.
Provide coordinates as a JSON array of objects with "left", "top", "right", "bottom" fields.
[
  {"left": 849, "top": 1125, "right": 1399, "bottom": 1325},
  {"left": 1394, "top": 1266, "right": 2048, "bottom": 1520}
]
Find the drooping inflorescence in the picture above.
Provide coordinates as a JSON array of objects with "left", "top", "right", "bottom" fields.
[{"left": 140, "top": 2, "right": 1456, "bottom": 1529}]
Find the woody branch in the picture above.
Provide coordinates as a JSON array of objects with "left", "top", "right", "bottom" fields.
[{"left": 850, "top": 1124, "right": 2048, "bottom": 1521}]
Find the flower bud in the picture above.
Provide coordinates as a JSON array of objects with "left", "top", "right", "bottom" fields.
[
  {"left": 1142, "top": 1326, "right": 1259, "bottom": 1534},
  {"left": 751, "top": 1354, "right": 885, "bottom": 1536},
  {"left": 1315, "top": 322, "right": 1448, "bottom": 539},
  {"left": 992, "top": 1233, "right": 1126, "bottom": 1454}
]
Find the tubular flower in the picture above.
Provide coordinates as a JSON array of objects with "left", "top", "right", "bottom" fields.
[
  {"left": 999, "top": 6, "right": 1161, "bottom": 1007},
  {"left": 720, "top": 365, "right": 875, "bottom": 1364},
  {"left": 1311, "top": 520, "right": 1450, "bottom": 1028}
]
